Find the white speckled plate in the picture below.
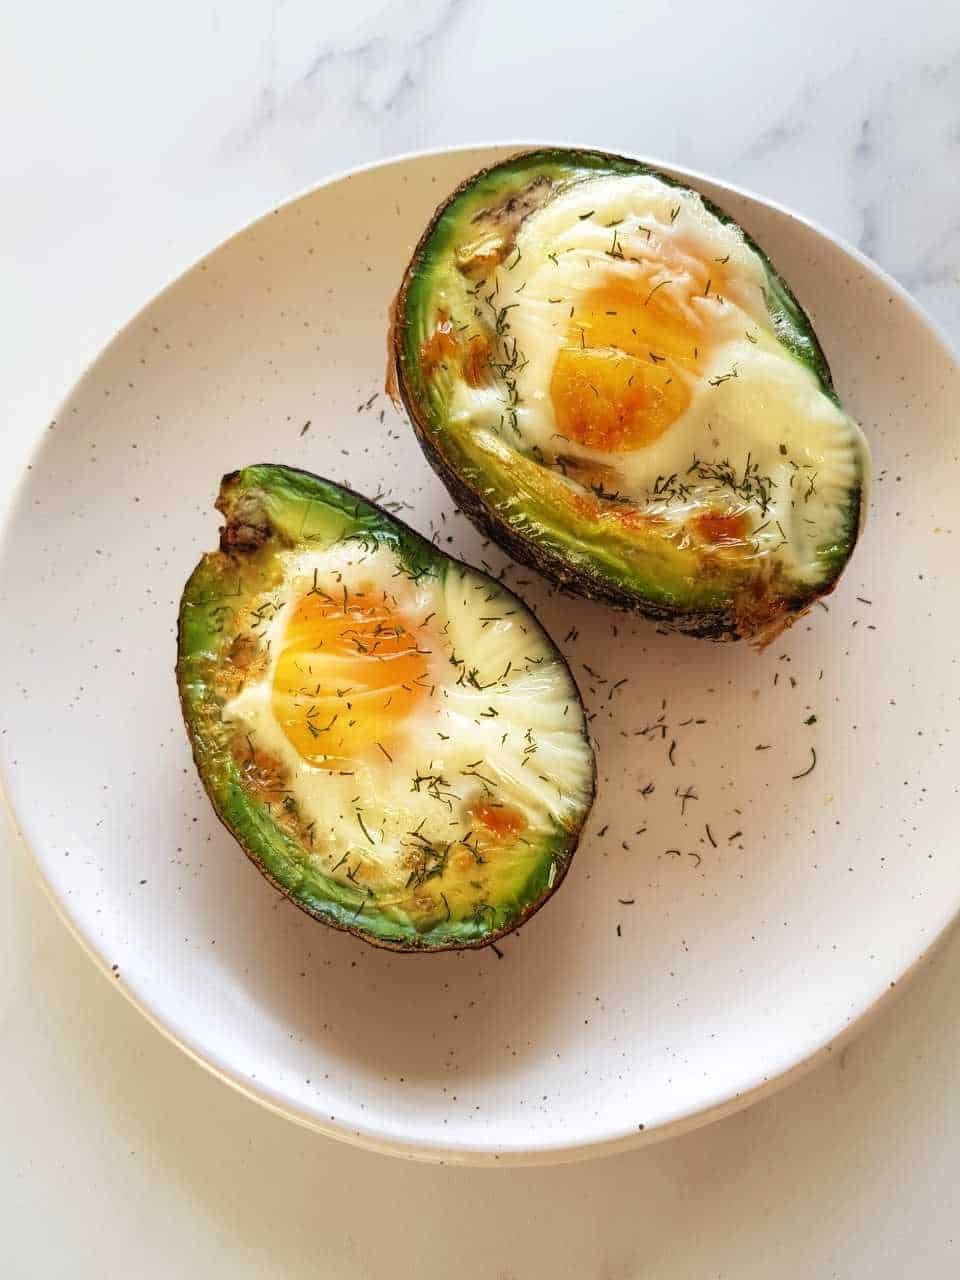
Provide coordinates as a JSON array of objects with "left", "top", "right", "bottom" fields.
[{"left": 2, "top": 146, "right": 957, "bottom": 1165}]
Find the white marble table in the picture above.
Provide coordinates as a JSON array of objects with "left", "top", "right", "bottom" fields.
[{"left": 3, "top": 2, "right": 959, "bottom": 1274}]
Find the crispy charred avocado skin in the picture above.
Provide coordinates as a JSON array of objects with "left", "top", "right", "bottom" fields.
[
  {"left": 392, "top": 148, "right": 868, "bottom": 642},
  {"left": 177, "top": 464, "right": 595, "bottom": 952}
]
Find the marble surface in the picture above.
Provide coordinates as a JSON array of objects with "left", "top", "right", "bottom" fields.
[{"left": 2, "top": 0, "right": 958, "bottom": 1274}]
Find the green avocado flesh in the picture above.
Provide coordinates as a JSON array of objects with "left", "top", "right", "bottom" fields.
[
  {"left": 394, "top": 148, "right": 869, "bottom": 642},
  {"left": 177, "top": 464, "right": 595, "bottom": 951}
]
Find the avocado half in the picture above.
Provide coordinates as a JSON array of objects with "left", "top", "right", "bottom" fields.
[
  {"left": 177, "top": 464, "right": 596, "bottom": 951},
  {"left": 391, "top": 148, "right": 869, "bottom": 643}
]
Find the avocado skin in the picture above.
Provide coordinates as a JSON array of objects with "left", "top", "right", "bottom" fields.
[
  {"left": 392, "top": 148, "right": 862, "bottom": 643},
  {"left": 177, "top": 464, "right": 595, "bottom": 953}
]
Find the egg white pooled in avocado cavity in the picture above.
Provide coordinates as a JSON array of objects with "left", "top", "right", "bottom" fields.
[
  {"left": 398, "top": 153, "right": 870, "bottom": 641},
  {"left": 220, "top": 543, "right": 592, "bottom": 927}
]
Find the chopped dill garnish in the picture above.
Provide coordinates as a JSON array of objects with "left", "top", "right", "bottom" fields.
[
  {"left": 644, "top": 278, "right": 673, "bottom": 306},
  {"left": 678, "top": 453, "right": 775, "bottom": 515},
  {"left": 675, "top": 785, "right": 698, "bottom": 815},
  {"left": 411, "top": 772, "right": 459, "bottom": 808}
]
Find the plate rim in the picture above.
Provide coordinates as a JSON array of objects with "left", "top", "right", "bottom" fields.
[{"left": 2, "top": 140, "right": 958, "bottom": 1166}]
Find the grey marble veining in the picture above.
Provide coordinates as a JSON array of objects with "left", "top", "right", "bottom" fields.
[
  {"left": 222, "top": 0, "right": 959, "bottom": 342},
  {"left": 729, "top": 51, "right": 960, "bottom": 334},
  {"left": 239, "top": 0, "right": 472, "bottom": 144}
]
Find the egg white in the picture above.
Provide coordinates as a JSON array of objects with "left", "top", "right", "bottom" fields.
[
  {"left": 446, "top": 173, "right": 868, "bottom": 585},
  {"left": 221, "top": 544, "right": 592, "bottom": 896}
]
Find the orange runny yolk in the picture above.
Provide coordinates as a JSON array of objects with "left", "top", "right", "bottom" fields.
[
  {"left": 449, "top": 801, "right": 527, "bottom": 871},
  {"left": 473, "top": 801, "right": 526, "bottom": 839},
  {"left": 549, "top": 279, "right": 703, "bottom": 452},
  {"left": 271, "top": 586, "right": 430, "bottom": 767}
]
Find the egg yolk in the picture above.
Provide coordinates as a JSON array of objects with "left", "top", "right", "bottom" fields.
[
  {"left": 271, "top": 586, "right": 430, "bottom": 767},
  {"left": 550, "top": 280, "right": 702, "bottom": 452},
  {"left": 694, "top": 509, "right": 749, "bottom": 547},
  {"left": 473, "top": 800, "right": 526, "bottom": 840},
  {"left": 420, "top": 315, "right": 491, "bottom": 388},
  {"left": 419, "top": 311, "right": 458, "bottom": 377}
]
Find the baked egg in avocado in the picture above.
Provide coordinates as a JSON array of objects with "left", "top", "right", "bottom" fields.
[
  {"left": 393, "top": 148, "right": 869, "bottom": 643},
  {"left": 177, "top": 464, "right": 595, "bottom": 951}
]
